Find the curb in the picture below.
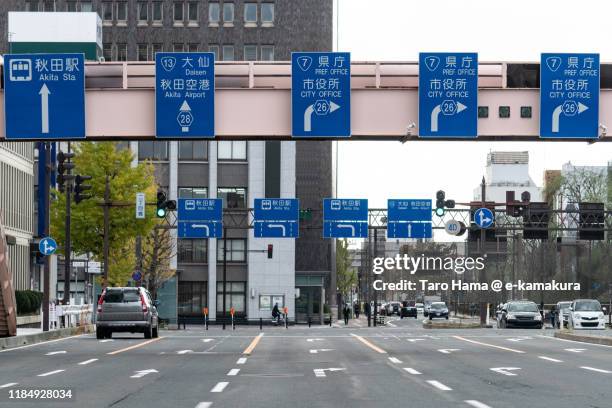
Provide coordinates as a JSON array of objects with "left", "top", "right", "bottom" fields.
[
  {"left": 554, "top": 330, "right": 612, "bottom": 346},
  {"left": 0, "top": 325, "right": 95, "bottom": 350},
  {"left": 423, "top": 322, "right": 488, "bottom": 329}
]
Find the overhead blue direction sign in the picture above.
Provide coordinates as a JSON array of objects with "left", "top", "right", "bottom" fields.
[
  {"left": 156, "top": 52, "right": 215, "bottom": 138},
  {"left": 387, "top": 199, "right": 433, "bottom": 239},
  {"left": 473, "top": 208, "right": 494, "bottom": 229},
  {"left": 292, "top": 52, "right": 351, "bottom": 137},
  {"left": 177, "top": 198, "right": 223, "bottom": 238},
  {"left": 4, "top": 53, "right": 85, "bottom": 140},
  {"left": 323, "top": 198, "right": 368, "bottom": 238},
  {"left": 39, "top": 237, "right": 57, "bottom": 256},
  {"left": 540, "top": 53, "right": 599, "bottom": 138},
  {"left": 254, "top": 198, "right": 299, "bottom": 238},
  {"left": 419, "top": 52, "right": 478, "bottom": 138}
]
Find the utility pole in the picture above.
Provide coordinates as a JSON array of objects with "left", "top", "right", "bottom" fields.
[
  {"left": 480, "top": 176, "right": 487, "bottom": 326},
  {"left": 63, "top": 143, "right": 73, "bottom": 305},
  {"left": 42, "top": 142, "right": 51, "bottom": 332},
  {"left": 222, "top": 226, "right": 228, "bottom": 329},
  {"left": 102, "top": 175, "right": 110, "bottom": 290}
]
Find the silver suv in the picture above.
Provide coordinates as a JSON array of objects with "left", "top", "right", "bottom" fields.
[{"left": 96, "top": 287, "right": 159, "bottom": 339}]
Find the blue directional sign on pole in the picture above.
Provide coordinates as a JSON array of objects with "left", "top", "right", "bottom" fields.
[
  {"left": 473, "top": 208, "right": 494, "bottom": 229},
  {"left": 254, "top": 198, "right": 299, "bottom": 238},
  {"left": 419, "top": 52, "right": 478, "bottom": 138},
  {"left": 3, "top": 53, "right": 85, "bottom": 140},
  {"left": 387, "top": 199, "right": 433, "bottom": 239},
  {"left": 323, "top": 198, "right": 368, "bottom": 238},
  {"left": 177, "top": 198, "right": 223, "bottom": 238},
  {"left": 540, "top": 53, "right": 599, "bottom": 138},
  {"left": 39, "top": 237, "right": 57, "bottom": 256},
  {"left": 292, "top": 52, "right": 351, "bottom": 137},
  {"left": 156, "top": 52, "right": 215, "bottom": 138}
]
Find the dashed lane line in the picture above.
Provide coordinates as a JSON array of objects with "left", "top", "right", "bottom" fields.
[
  {"left": 78, "top": 358, "right": 99, "bottom": 365},
  {"left": 388, "top": 357, "right": 402, "bottom": 364},
  {"left": 236, "top": 357, "right": 247, "bottom": 365},
  {"left": 465, "top": 400, "right": 492, "bottom": 408},
  {"left": 426, "top": 380, "right": 452, "bottom": 391},
  {"left": 403, "top": 368, "right": 421, "bottom": 375},
  {"left": 37, "top": 369, "right": 65, "bottom": 377},
  {"left": 227, "top": 369, "right": 240, "bottom": 376},
  {"left": 350, "top": 333, "right": 387, "bottom": 354},
  {"left": 581, "top": 366, "right": 612, "bottom": 374},
  {"left": 0, "top": 383, "right": 18, "bottom": 389},
  {"left": 195, "top": 403, "right": 212, "bottom": 408},
  {"left": 453, "top": 336, "right": 525, "bottom": 354},
  {"left": 538, "top": 356, "right": 563, "bottom": 363},
  {"left": 243, "top": 333, "right": 263, "bottom": 355},
  {"left": 211, "top": 382, "right": 229, "bottom": 393}
]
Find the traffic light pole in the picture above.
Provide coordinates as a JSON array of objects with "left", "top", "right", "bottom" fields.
[
  {"left": 222, "top": 226, "right": 227, "bottom": 329},
  {"left": 102, "top": 175, "right": 110, "bottom": 290},
  {"left": 63, "top": 143, "right": 72, "bottom": 305},
  {"left": 42, "top": 142, "right": 51, "bottom": 332},
  {"left": 480, "top": 177, "right": 487, "bottom": 326}
]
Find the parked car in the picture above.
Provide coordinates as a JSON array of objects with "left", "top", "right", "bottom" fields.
[
  {"left": 400, "top": 301, "right": 417, "bottom": 319},
  {"left": 96, "top": 287, "right": 159, "bottom": 339},
  {"left": 415, "top": 303, "right": 424, "bottom": 314},
  {"left": 498, "top": 301, "right": 542, "bottom": 329},
  {"left": 389, "top": 301, "right": 401, "bottom": 316},
  {"left": 428, "top": 302, "right": 449, "bottom": 320},
  {"left": 568, "top": 299, "right": 606, "bottom": 330},
  {"left": 555, "top": 301, "right": 572, "bottom": 328}
]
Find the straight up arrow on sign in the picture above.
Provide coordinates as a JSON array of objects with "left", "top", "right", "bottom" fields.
[{"left": 39, "top": 84, "right": 50, "bottom": 134}]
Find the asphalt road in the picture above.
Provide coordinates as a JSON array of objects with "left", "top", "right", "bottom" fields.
[{"left": 1, "top": 315, "right": 611, "bottom": 408}]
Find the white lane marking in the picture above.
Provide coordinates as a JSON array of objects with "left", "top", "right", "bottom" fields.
[
  {"left": 201, "top": 339, "right": 214, "bottom": 343},
  {"left": 99, "top": 339, "right": 114, "bottom": 343},
  {"left": 388, "top": 357, "right": 402, "bottom": 364},
  {"left": 195, "top": 403, "right": 212, "bottom": 408},
  {"left": 581, "top": 366, "right": 612, "bottom": 374},
  {"left": 438, "top": 348, "right": 460, "bottom": 354},
  {"left": 537, "top": 334, "right": 612, "bottom": 349},
  {"left": 387, "top": 321, "right": 397, "bottom": 327},
  {"left": 0, "top": 383, "right": 18, "bottom": 389},
  {"left": 307, "top": 338, "right": 324, "bottom": 342},
  {"left": 403, "top": 368, "right": 421, "bottom": 375},
  {"left": 37, "top": 369, "right": 65, "bottom": 377},
  {"left": 565, "top": 348, "right": 587, "bottom": 353},
  {"left": 407, "top": 338, "right": 424, "bottom": 343},
  {"left": 227, "top": 369, "right": 240, "bottom": 376},
  {"left": 538, "top": 356, "right": 563, "bottom": 363},
  {"left": 45, "top": 350, "right": 67, "bottom": 355},
  {"left": 465, "top": 400, "right": 492, "bottom": 408},
  {"left": 490, "top": 367, "right": 521, "bottom": 376},
  {"left": 236, "top": 357, "right": 247, "bottom": 365},
  {"left": 454, "top": 336, "right": 525, "bottom": 354},
  {"left": 0, "top": 334, "right": 86, "bottom": 353},
  {"left": 78, "top": 358, "right": 99, "bottom": 365},
  {"left": 211, "top": 382, "right": 229, "bottom": 393},
  {"left": 313, "top": 368, "right": 345, "bottom": 378},
  {"left": 507, "top": 337, "right": 532, "bottom": 342},
  {"left": 309, "top": 349, "right": 334, "bottom": 354},
  {"left": 177, "top": 350, "right": 193, "bottom": 354},
  {"left": 130, "top": 369, "right": 159, "bottom": 379},
  {"left": 426, "top": 380, "right": 452, "bottom": 391}
]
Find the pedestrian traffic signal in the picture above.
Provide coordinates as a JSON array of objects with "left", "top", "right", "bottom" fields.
[
  {"left": 267, "top": 244, "right": 273, "bottom": 259},
  {"left": 74, "top": 174, "right": 92, "bottom": 204},
  {"left": 57, "top": 151, "right": 75, "bottom": 193},
  {"left": 156, "top": 190, "right": 177, "bottom": 218}
]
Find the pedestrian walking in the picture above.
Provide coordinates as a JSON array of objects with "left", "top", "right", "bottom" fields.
[{"left": 343, "top": 303, "right": 350, "bottom": 325}]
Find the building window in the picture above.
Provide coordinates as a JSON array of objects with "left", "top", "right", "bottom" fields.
[
  {"left": 259, "top": 294, "right": 284, "bottom": 310},
  {"left": 152, "top": 1, "right": 163, "bottom": 24},
  {"left": 65, "top": 1, "right": 77, "bottom": 12},
  {"left": 116, "top": 1, "right": 128, "bottom": 23},
  {"left": 244, "top": 45, "right": 257, "bottom": 61},
  {"left": 188, "top": 2, "right": 198, "bottom": 25},
  {"left": 137, "top": 44, "right": 150, "bottom": 61},
  {"left": 261, "top": 3, "right": 274, "bottom": 25},
  {"left": 80, "top": 1, "right": 93, "bottom": 12},
  {"left": 244, "top": 3, "right": 257, "bottom": 25},
  {"left": 178, "top": 239, "right": 208, "bottom": 263},
  {"left": 217, "top": 240, "right": 246, "bottom": 262},
  {"left": 209, "top": 45, "right": 219, "bottom": 60},
  {"left": 223, "top": 2, "right": 234, "bottom": 24},
  {"left": 209, "top": 2, "right": 220, "bottom": 25},
  {"left": 103, "top": 43, "right": 113, "bottom": 61},
  {"left": 217, "top": 187, "right": 247, "bottom": 209},
  {"left": 260, "top": 45, "right": 274, "bottom": 61},
  {"left": 138, "top": 141, "right": 168, "bottom": 161},
  {"left": 174, "top": 1, "right": 184, "bottom": 24},
  {"left": 152, "top": 43, "right": 163, "bottom": 57},
  {"left": 188, "top": 43, "right": 199, "bottom": 52},
  {"left": 137, "top": 1, "right": 149, "bottom": 24},
  {"left": 178, "top": 281, "right": 207, "bottom": 316},
  {"left": 222, "top": 45, "right": 234, "bottom": 61},
  {"left": 174, "top": 43, "right": 185, "bottom": 52},
  {"left": 102, "top": 1, "right": 113, "bottom": 22},
  {"left": 179, "top": 140, "right": 207, "bottom": 160},
  {"left": 216, "top": 282, "right": 246, "bottom": 315},
  {"left": 178, "top": 187, "right": 208, "bottom": 199},
  {"left": 116, "top": 43, "right": 128, "bottom": 61},
  {"left": 218, "top": 140, "right": 246, "bottom": 160}
]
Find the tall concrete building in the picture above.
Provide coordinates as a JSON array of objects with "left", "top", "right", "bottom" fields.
[{"left": 0, "top": 0, "right": 335, "bottom": 322}]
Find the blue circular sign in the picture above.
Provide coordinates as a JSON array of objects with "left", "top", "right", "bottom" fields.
[
  {"left": 132, "top": 271, "right": 142, "bottom": 282},
  {"left": 474, "top": 208, "right": 494, "bottom": 229},
  {"left": 39, "top": 237, "right": 57, "bottom": 256}
]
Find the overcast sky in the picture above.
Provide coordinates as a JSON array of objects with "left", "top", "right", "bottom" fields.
[{"left": 334, "top": 0, "right": 612, "bottom": 207}]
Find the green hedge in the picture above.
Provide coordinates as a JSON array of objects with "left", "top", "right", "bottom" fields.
[{"left": 15, "top": 290, "right": 43, "bottom": 316}]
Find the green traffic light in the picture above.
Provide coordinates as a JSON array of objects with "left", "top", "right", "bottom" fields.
[
  {"left": 435, "top": 207, "right": 445, "bottom": 217},
  {"left": 157, "top": 208, "right": 166, "bottom": 218}
]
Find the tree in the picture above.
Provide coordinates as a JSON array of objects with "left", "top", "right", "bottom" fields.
[
  {"left": 51, "top": 142, "right": 158, "bottom": 286},
  {"left": 141, "top": 226, "right": 176, "bottom": 300},
  {"left": 336, "top": 239, "right": 356, "bottom": 302}
]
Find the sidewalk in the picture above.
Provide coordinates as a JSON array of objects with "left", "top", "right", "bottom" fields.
[
  {"left": 0, "top": 325, "right": 94, "bottom": 350},
  {"left": 554, "top": 329, "right": 612, "bottom": 346}
]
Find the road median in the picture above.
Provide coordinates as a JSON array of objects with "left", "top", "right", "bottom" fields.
[
  {"left": 423, "top": 319, "right": 488, "bottom": 329},
  {"left": 554, "top": 330, "right": 612, "bottom": 346}
]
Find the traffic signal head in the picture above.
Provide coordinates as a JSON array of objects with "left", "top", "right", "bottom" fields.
[
  {"left": 156, "top": 191, "right": 167, "bottom": 218},
  {"left": 267, "top": 244, "right": 273, "bottom": 259},
  {"left": 56, "top": 151, "right": 75, "bottom": 192},
  {"left": 435, "top": 190, "right": 446, "bottom": 217},
  {"left": 74, "top": 174, "right": 92, "bottom": 204}
]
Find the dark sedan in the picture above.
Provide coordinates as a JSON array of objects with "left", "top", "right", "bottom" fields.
[{"left": 498, "top": 301, "right": 543, "bottom": 329}]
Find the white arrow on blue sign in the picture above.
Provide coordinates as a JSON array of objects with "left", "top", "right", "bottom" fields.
[
  {"left": 474, "top": 208, "right": 494, "bottom": 229},
  {"left": 3, "top": 53, "right": 85, "bottom": 140},
  {"left": 39, "top": 237, "right": 57, "bottom": 256}
]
